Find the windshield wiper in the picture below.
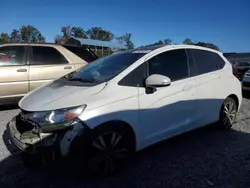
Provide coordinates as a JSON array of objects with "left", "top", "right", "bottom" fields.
[{"left": 69, "top": 77, "right": 96, "bottom": 83}]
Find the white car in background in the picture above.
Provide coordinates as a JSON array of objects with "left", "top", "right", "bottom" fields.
[{"left": 8, "top": 45, "right": 242, "bottom": 176}]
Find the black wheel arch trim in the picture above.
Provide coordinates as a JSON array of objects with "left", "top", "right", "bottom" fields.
[{"left": 69, "top": 119, "right": 137, "bottom": 156}]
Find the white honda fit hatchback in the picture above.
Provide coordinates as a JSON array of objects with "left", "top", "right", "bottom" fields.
[{"left": 8, "top": 45, "right": 242, "bottom": 176}]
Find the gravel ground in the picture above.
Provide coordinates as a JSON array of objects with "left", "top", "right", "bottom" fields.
[{"left": 0, "top": 98, "right": 250, "bottom": 188}]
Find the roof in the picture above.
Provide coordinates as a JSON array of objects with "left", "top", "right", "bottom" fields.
[
  {"left": 136, "top": 45, "right": 165, "bottom": 51},
  {"left": 0, "top": 42, "right": 61, "bottom": 46},
  {"left": 134, "top": 44, "right": 222, "bottom": 54},
  {"left": 66, "top": 37, "right": 126, "bottom": 50}
]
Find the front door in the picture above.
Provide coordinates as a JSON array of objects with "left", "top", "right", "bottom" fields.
[
  {"left": 0, "top": 45, "right": 29, "bottom": 104},
  {"left": 29, "top": 46, "right": 74, "bottom": 90},
  {"left": 138, "top": 49, "right": 196, "bottom": 148}
]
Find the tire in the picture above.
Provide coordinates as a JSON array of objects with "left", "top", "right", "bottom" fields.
[
  {"left": 219, "top": 97, "right": 237, "bottom": 129},
  {"left": 74, "top": 125, "right": 134, "bottom": 177}
]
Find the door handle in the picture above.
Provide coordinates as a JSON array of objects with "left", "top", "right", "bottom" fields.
[
  {"left": 182, "top": 84, "right": 193, "bottom": 91},
  {"left": 64, "top": 66, "right": 72, "bottom": 69},
  {"left": 17, "top": 69, "right": 27, "bottom": 72}
]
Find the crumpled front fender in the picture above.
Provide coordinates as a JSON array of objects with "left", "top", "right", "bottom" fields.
[{"left": 60, "top": 122, "right": 85, "bottom": 156}]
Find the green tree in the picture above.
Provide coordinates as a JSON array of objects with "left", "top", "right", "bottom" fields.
[
  {"left": 10, "top": 29, "right": 21, "bottom": 42},
  {"left": 86, "top": 27, "right": 114, "bottom": 41},
  {"left": 71, "top": 27, "right": 87, "bottom": 38},
  {"left": 183, "top": 38, "right": 193, "bottom": 45},
  {"left": 116, "top": 33, "right": 134, "bottom": 49},
  {"left": 61, "top": 25, "right": 72, "bottom": 41},
  {"left": 55, "top": 35, "right": 64, "bottom": 44},
  {"left": 55, "top": 25, "right": 87, "bottom": 44},
  {"left": 195, "top": 41, "right": 220, "bottom": 51},
  {"left": 143, "top": 38, "right": 171, "bottom": 47},
  {"left": 164, "top": 38, "right": 172, "bottom": 45},
  {"left": 183, "top": 38, "right": 219, "bottom": 51},
  {"left": 20, "top": 25, "right": 46, "bottom": 42},
  {"left": 0, "top": 33, "right": 10, "bottom": 44},
  {"left": 154, "top": 40, "right": 164, "bottom": 45}
]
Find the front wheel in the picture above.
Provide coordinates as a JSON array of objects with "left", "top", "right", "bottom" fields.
[
  {"left": 219, "top": 97, "right": 237, "bottom": 129},
  {"left": 87, "top": 131, "right": 130, "bottom": 176},
  {"left": 72, "top": 126, "right": 134, "bottom": 177}
]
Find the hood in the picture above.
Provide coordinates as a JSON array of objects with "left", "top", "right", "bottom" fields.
[{"left": 19, "top": 80, "right": 106, "bottom": 111}]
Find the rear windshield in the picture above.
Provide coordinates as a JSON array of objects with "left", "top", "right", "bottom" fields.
[{"left": 63, "top": 45, "right": 97, "bottom": 63}]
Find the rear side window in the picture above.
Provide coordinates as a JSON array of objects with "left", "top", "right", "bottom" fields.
[
  {"left": 0, "top": 46, "right": 26, "bottom": 66},
  {"left": 31, "top": 46, "right": 68, "bottom": 65},
  {"left": 190, "top": 49, "right": 218, "bottom": 75},
  {"left": 63, "top": 45, "right": 97, "bottom": 63},
  {"left": 147, "top": 49, "right": 189, "bottom": 81}
]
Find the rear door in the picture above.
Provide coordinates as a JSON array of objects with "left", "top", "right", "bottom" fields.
[
  {"left": 186, "top": 49, "right": 223, "bottom": 126},
  {"left": 29, "top": 46, "right": 74, "bottom": 90},
  {"left": 0, "top": 45, "right": 29, "bottom": 104}
]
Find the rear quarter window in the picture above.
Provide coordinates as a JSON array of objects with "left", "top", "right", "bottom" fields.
[{"left": 213, "top": 53, "right": 226, "bottom": 69}]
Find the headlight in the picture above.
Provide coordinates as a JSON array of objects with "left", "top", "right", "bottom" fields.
[{"left": 27, "top": 105, "right": 86, "bottom": 127}]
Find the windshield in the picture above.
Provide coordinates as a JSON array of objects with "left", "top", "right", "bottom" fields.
[{"left": 66, "top": 51, "right": 146, "bottom": 84}]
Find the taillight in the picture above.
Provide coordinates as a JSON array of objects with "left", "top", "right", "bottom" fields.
[{"left": 233, "top": 70, "right": 239, "bottom": 77}]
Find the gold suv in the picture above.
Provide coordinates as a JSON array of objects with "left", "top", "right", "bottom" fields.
[{"left": 0, "top": 43, "right": 98, "bottom": 105}]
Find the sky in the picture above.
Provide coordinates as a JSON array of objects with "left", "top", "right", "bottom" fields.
[{"left": 1, "top": 0, "right": 250, "bottom": 52}]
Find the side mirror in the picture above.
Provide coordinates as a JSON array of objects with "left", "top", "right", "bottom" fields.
[{"left": 145, "top": 74, "right": 171, "bottom": 88}]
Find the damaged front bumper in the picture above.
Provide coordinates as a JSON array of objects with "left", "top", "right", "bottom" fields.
[{"left": 7, "top": 114, "right": 87, "bottom": 157}]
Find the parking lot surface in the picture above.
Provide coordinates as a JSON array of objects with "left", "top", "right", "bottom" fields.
[{"left": 0, "top": 98, "right": 250, "bottom": 188}]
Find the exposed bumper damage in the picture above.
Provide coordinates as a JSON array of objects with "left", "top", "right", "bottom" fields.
[{"left": 8, "top": 114, "right": 87, "bottom": 162}]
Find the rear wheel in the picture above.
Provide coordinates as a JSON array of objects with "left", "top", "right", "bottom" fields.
[{"left": 219, "top": 97, "right": 237, "bottom": 129}]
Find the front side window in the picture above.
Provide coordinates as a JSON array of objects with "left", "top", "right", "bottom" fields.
[
  {"left": 0, "top": 46, "right": 25, "bottom": 66},
  {"left": 191, "top": 49, "right": 218, "bottom": 75},
  {"left": 65, "top": 51, "right": 146, "bottom": 85},
  {"left": 31, "top": 46, "right": 68, "bottom": 65},
  {"left": 118, "top": 63, "right": 147, "bottom": 87},
  {"left": 147, "top": 49, "right": 189, "bottom": 81}
]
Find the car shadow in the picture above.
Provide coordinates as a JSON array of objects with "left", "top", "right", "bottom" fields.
[
  {"left": 1, "top": 126, "right": 250, "bottom": 187},
  {"left": 0, "top": 104, "right": 19, "bottom": 111},
  {"left": 243, "top": 90, "right": 250, "bottom": 99},
  {"left": 1, "top": 98, "right": 250, "bottom": 188}
]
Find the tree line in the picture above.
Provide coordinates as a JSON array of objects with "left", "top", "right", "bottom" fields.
[
  {"left": 139, "top": 38, "right": 219, "bottom": 51},
  {"left": 0, "top": 25, "right": 219, "bottom": 51}
]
